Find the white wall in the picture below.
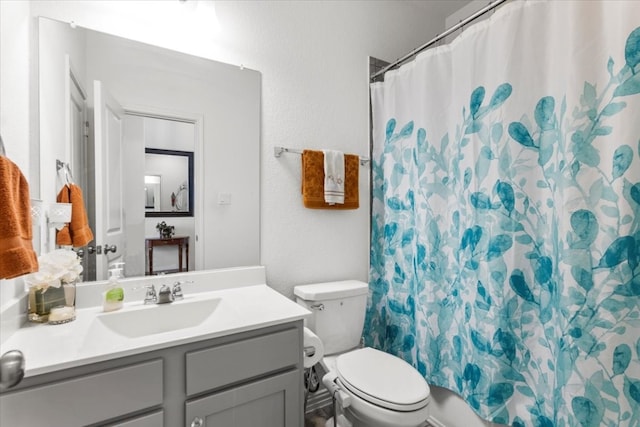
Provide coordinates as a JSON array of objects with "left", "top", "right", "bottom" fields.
[
  {"left": 446, "top": 0, "right": 492, "bottom": 27},
  {"left": 445, "top": 0, "right": 492, "bottom": 42},
  {"left": 221, "top": 1, "right": 471, "bottom": 296},
  {"left": 0, "top": 1, "right": 31, "bottom": 175},
  {"left": 0, "top": 1, "right": 34, "bottom": 331}
]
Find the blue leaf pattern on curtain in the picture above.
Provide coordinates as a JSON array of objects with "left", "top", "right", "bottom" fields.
[{"left": 367, "top": 4, "right": 640, "bottom": 425}]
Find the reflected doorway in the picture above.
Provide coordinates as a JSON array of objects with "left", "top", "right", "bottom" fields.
[{"left": 123, "top": 114, "right": 197, "bottom": 277}]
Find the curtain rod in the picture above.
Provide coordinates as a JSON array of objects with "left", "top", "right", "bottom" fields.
[{"left": 370, "top": 0, "right": 509, "bottom": 81}]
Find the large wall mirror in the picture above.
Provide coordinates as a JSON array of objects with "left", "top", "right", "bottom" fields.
[{"left": 38, "top": 17, "right": 261, "bottom": 280}]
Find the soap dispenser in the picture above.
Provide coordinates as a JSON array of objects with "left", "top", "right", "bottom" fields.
[{"left": 103, "top": 264, "right": 125, "bottom": 312}]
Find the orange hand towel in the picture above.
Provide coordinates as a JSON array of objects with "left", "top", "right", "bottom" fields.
[
  {"left": 302, "top": 150, "right": 359, "bottom": 209},
  {"left": 56, "top": 184, "right": 94, "bottom": 247},
  {"left": 0, "top": 156, "right": 39, "bottom": 279}
]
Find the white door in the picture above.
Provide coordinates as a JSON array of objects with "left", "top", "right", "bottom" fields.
[
  {"left": 66, "top": 56, "right": 92, "bottom": 276},
  {"left": 93, "top": 80, "right": 126, "bottom": 280},
  {"left": 67, "top": 57, "right": 88, "bottom": 198}
]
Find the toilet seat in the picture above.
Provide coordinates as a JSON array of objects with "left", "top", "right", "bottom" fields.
[{"left": 335, "top": 347, "right": 430, "bottom": 412}]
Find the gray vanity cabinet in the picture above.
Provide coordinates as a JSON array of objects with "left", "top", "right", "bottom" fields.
[{"left": 0, "top": 321, "right": 303, "bottom": 427}]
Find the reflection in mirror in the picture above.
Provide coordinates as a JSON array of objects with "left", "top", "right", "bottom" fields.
[
  {"left": 38, "top": 17, "right": 261, "bottom": 280},
  {"left": 144, "top": 148, "right": 194, "bottom": 217},
  {"left": 145, "top": 175, "right": 161, "bottom": 210}
]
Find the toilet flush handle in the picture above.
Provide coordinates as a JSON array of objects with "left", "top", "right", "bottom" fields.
[{"left": 310, "top": 303, "right": 324, "bottom": 311}]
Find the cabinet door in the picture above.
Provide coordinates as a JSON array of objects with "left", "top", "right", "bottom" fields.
[{"left": 185, "top": 370, "right": 301, "bottom": 427}]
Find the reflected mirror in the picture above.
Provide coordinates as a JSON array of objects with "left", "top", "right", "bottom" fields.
[
  {"left": 38, "top": 17, "right": 261, "bottom": 280},
  {"left": 144, "top": 148, "right": 194, "bottom": 217},
  {"left": 145, "top": 175, "right": 161, "bottom": 210}
]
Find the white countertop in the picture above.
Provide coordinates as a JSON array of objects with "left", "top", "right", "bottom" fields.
[{"left": 0, "top": 283, "right": 310, "bottom": 377}]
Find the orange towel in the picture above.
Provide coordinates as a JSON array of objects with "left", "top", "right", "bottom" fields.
[
  {"left": 0, "top": 156, "right": 39, "bottom": 279},
  {"left": 302, "top": 150, "right": 359, "bottom": 209},
  {"left": 56, "top": 184, "right": 94, "bottom": 247}
]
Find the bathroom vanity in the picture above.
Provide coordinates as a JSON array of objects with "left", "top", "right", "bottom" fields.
[{"left": 0, "top": 267, "right": 309, "bottom": 426}]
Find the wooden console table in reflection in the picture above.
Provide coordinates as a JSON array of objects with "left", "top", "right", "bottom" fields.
[{"left": 145, "top": 236, "right": 189, "bottom": 275}]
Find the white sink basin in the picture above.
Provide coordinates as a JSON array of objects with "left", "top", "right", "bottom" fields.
[{"left": 94, "top": 297, "right": 232, "bottom": 338}]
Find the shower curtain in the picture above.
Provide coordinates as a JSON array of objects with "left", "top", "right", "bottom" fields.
[{"left": 367, "top": 1, "right": 640, "bottom": 425}]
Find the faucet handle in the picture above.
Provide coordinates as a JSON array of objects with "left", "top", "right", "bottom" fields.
[
  {"left": 143, "top": 285, "right": 157, "bottom": 305},
  {"left": 171, "top": 280, "right": 193, "bottom": 300},
  {"left": 157, "top": 285, "right": 174, "bottom": 304}
]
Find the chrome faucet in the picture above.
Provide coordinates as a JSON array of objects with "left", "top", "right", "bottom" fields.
[
  {"left": 143, "top": 281, "right": 193, "bottom": 304},
  {"left": 157, "top": 285, "right": 174, "bottom": 304},
  {"left": 143, "top": 285, "right": 157, "bottom": 305},
  {"left": 171, "top": 280, "right": 193, "bottom": 301}
]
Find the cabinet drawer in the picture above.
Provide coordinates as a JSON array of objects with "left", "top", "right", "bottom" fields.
[
  {"left": 0, "top": 359, "right": 163, "bottom": 427},
  {"left": 186, "top": 327, "right": 299, "bottom": 396},
  {"left": 108, "top": 410, "right": 164, "bottom": 427}
]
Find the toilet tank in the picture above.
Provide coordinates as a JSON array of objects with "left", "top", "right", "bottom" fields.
[{"left": 294, "top": 280, "right": 369, "bottom": 355}]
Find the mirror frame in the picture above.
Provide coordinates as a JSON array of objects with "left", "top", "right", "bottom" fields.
[{"left": 144, "top": 148, "right": 194, "bottom": 217}]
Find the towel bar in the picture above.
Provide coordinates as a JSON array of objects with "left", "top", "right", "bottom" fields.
[{"left": 273, "top": 146, "right": 369, "bottom": 166}]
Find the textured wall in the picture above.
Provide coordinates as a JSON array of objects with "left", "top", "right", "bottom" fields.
[{"left": 215, "top": 1, "right": 463, "bottom": 297}]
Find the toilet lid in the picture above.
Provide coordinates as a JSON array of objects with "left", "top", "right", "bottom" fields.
[{"left": 336, "top": 347, "right": 430, "bottom": 412}]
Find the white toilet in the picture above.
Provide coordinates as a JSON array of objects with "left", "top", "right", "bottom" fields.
[{"left": 295, "top": 280, "right": 430, "bottom": 427}]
